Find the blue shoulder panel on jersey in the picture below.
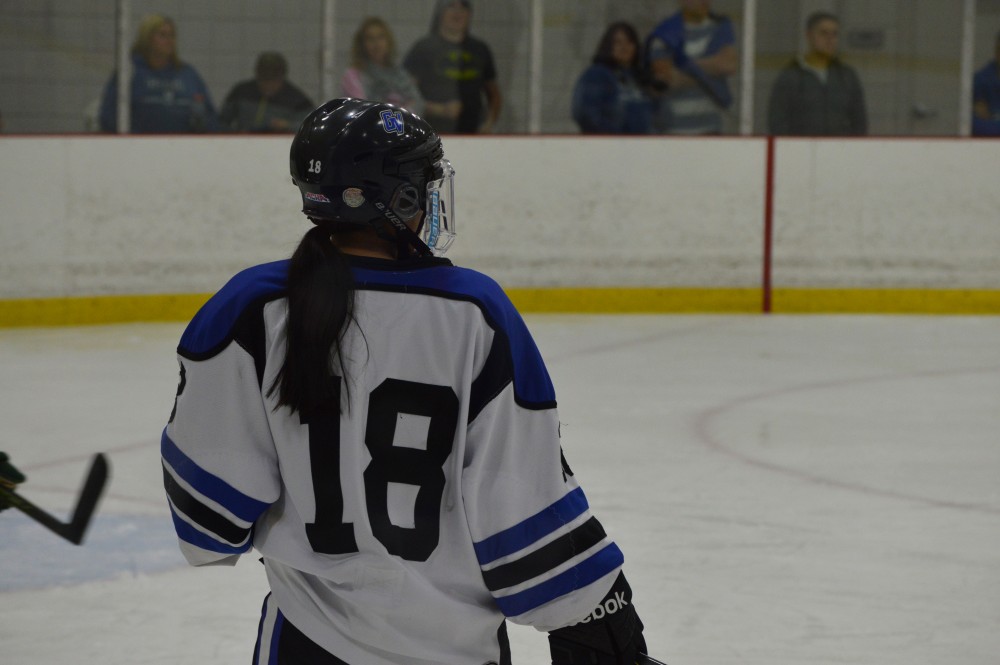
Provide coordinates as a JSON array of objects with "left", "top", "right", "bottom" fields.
[
  {"left": 179, "top": 260, "right": 289, "bottom": 357},
  {"left": 352, "top": 264, "right": 556, "bottom": 405}
]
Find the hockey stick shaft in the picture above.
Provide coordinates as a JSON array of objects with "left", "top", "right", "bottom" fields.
[{"left": 0, "top": 453, "right": 109, "bottom": 545}]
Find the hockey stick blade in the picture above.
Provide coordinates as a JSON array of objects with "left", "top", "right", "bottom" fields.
[{"left": 0, "top": 453, "right": 109, "bottom": 545}]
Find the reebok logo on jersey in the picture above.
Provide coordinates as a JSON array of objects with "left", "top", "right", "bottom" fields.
[
  {"left": 381, "top": 109, "right": 405, "bottom": 135},
  {"left": 579, "top": 591, "right": 629, "bottom": 623}
]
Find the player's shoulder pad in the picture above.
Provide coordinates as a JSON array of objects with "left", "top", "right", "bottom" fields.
[
  {"left": 178, "top": 260, "right": 288, "bottom": 358},
  {"left": 353, "top": 263, "right": 556, "bottom": 406},
  {"left": 352, "top": 262, "right": 513, "bottom": 335}
]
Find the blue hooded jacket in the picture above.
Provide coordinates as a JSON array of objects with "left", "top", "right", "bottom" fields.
[
  {"left": 571, "top": 64, "right": 653, "bottom": 134},
  {"left": 99, "top": 53, "right": 220, "bottom": 133}
]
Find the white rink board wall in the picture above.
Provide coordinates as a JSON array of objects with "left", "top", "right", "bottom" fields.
[
  {"left": 443, "top": 137, "right": 766, "bottom": 287},
  {"left": 0, "top": 136, "right": 301, "bottom": 299},
  {"left": 0, "top": 136, "right": 766, "bottom": 298},
  {"left": 1, "top": 136, "right": 998, "bottom": 300},
  {"left": 771, "top": 139, "right": 1000, "bottom": 289}
]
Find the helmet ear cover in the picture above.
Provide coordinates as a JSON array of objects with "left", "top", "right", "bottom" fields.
[{"left": 390, "top": 183, "right": 422, "bottom": 220}]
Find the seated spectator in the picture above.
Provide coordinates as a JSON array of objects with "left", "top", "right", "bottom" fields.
[
  {"left": 572, "top": 22, "right": 655, "bottom": 134},
  {"left": 220, "top": 52, "right": 314, "bottom": 133},
  {"left": 973, "top": 30, "right": 1000, "bottom": 136},
  {"left": 341, "top": 17, "right": 423, "bottom": 114},
  {"left": 403, "top": 0, "right": 501, "bottom": 134},
  {"left": 767, "top": 11, "right": 868, "bottom": 136},
  {"left": 98, "top": 14, "right": 220, "bottom": 133},
  {"left": 646, "top": 0, "right": 737, "bottom": 135}
]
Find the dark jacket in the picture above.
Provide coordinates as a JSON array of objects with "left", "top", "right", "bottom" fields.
[
  {"left": 218, "top": 80, "right": 314, "bottom": 133},
  {"left": 767, "top": 57, "right": 867, "bottom": 136},
  {"left": 571, "top": 64, "right": 653, "bottom": 134}
]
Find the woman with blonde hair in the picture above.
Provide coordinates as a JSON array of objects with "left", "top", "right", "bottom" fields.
[
  {"left": 98, "top": 14, "right": 219, "bottom": 133},
  {"left": 341, "top": 17, "right": 423, "bottom": 114}
]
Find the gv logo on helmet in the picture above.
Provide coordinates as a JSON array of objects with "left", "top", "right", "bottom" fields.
[{"left": 380, "top": 109, "right": 405, "bottom": 135}]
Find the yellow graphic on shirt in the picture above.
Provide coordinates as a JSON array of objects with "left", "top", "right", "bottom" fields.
[{"left": 443, "top": 50, "right": 481, "bottom": 81}]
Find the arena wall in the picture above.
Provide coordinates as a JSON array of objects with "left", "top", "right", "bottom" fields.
[{"left": 1, "top": 135, "right": 998, "bottom": 325}]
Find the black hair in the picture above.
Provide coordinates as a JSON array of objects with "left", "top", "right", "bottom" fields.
[
  {"left": 268, "top": 224, "right": 357, "bottom": 416},
  {"left": 592, "top": 21, "right": 642, "bottom": 72},
  {"left": 255, "top": 51, "right": 288, "bottom": 80},
  {"left": 431, "top": 0, "right": 472, "bottom": 35},
  {"left": 806, "top": 11, "right": 839, "bottom": 32}
]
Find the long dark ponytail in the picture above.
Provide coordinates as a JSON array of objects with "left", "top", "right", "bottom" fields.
[{"left": 268, "top": 224, "right": 356, "bottom": 416}]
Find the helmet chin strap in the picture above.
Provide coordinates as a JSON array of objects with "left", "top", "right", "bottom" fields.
[
  {"left": 372, "top": 203, "right": 433, "bottom": 257},
  {"left": 371, "top": 182, "right": 434, "bottom": 257}
]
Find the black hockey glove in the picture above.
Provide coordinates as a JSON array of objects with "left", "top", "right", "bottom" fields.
[
  {"left": 0, "top": 451, "right": 26, "bottom": 512},
  {"left": 548, "top": 572, "right": 646, "bottom": 665}
]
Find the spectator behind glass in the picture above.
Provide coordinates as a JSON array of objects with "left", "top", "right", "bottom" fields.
[
  {"left": 973, "top": 30, "right": 1000, "bottom": 136},
  {"left": 767, "top": 12, "right": 868, "bottom": 136},
  {"left": 341, "top": 17, "right": 424, "bottom": 114},
  {"left": 571, "top": 22, "right": 655, "bottom": 134},
  {"left": 646, "top": 0, "right": 737, "bottom": 135},
  {"left": 403, "top": 0, "right": 501, "bottom": 134},
  {"left": 219, "top": 52, "right": 315, "bottom": 133},
  {"left": 98, "top": 14, "right": 220, "bottom": 133}
]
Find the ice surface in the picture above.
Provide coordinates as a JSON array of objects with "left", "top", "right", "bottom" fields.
[{"left": 1, "top": 316, "right": 998, "bottom": 664}]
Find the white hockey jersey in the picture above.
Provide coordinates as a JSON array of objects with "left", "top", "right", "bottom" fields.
[{"left": 162, "top": 255, "right": 625, "bottom": 665}]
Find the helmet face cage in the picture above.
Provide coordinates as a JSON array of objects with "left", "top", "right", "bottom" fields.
[
  {"left": 423, "top": 159, "right": 455, "bottom": 256},
  {"left": 289, "top": 99, "right": 455, "bottom": 256}
]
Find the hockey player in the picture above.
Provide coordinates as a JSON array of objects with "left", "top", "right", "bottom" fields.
[
  {"left": 162, "top": 98, "right": 649, "bottom": 665},
  {"left": 0, "top": 451, "right": 26, "bottom": 512}
]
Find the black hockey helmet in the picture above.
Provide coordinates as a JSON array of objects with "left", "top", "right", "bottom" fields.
[{"left": 290, "top": 98, "right": 455, "bottom": 256}]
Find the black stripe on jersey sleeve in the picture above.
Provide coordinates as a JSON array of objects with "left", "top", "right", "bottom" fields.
[
  {"left": 163, "top": 464, "right": 252, "bottom": 546},
  {"left": 480, "top": 517, "right": 608, "bottom": 592},
  {"left": 468, "top": 334, "right": 513, "bottom": 423}
]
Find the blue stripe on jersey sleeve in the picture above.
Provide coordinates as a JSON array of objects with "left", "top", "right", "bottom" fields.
[
  {"left": 473, "top": 487, "right": 589, "bottom": 565},
  {"left": 168, "top": 507, "right": 253, "bottom": 555},
  {"left": 493, "top": 543, "right": 624, "bottom": 617},
  {"left": 352, "top": 264, "right": 555, "bottom": 405},
  {"left": 179, "top": 260, "right": 288, "bottom": 356},
  {"left": 161, "top": 430, "right": 270, "bottom": 522}
]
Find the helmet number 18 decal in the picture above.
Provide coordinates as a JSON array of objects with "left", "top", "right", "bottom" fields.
[{"left": 307, "top": 159, "right": 322, "bottom": 174}]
